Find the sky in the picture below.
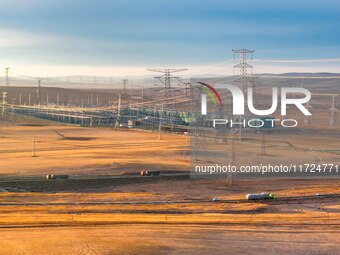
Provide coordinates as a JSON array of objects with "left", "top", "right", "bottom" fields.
[{"left": 0, "top": 0, "right": 340, "bottom": 77}]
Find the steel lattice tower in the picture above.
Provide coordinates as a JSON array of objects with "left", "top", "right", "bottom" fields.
[
  {"left": 232, "top": 49, "right": 255, "bottom": 92},
  {"left": 37, "top": 79, "right": 42, "bottom": 107},
  {"left": 231, "top": 49, "right": 255, "bottom": 140},
  {"left": 147, "top": 69, "right": 187, "bottom": 110}
]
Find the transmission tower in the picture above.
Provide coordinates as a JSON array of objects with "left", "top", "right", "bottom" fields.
[
  {"left": 261, "top": 132, "right": 266, "bottom": 155},
  {"left": 232, "top": 49, "right": 255, "bottom": 92},
  {"left": 1, "top": 92, "right": 7, "bottom": 118},
  {"left": 184, "top": 82, "right": 190, "bottom": 99},
  {"left": 4, "top": 67, "right": 9, "bottom": 87},
  {"left": 114, "top": 94, "right": 122, "bottom": 129},
  {"left": 227, "top": 134, "right": 235, "bottom": 186},
  {"left": 37, "top": 79, "right": 42, "bottom": 107},
  {"left": 122, "top": 79, "right": 128, "bottom": 96},
  {"left": 147, "top": 69, "right": 187, "bottom": 110},
  {"left": 232, "top": 49, "right": 255, "bottom": 140}
]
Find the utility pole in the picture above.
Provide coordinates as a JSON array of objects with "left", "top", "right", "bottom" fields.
[
  {"left": 37, "top": 79, "right": 42, "bottom": 107},
  {"left": 32, "top": 136, "right": 36, "bottom": 157},
  {"left": 261, "top": 132, "right": 266, "bottom": 155},
  {"left": 3, "top": 68, "right": 9, "bottom": 111},
  {"left": 142, "top": 87, "right": 144, "bottom": 103},
  {"left": 330, "top": 95, "right": 337, "bottom": 127},
  {"left": 130, "top": 85, "right": 133, "bottom": 119},
  {"left": 158, "top": 102, "right": 164, "bottom": 140},
  {"left": 194, "top": 116, "right": 198, "bottom": 161}
]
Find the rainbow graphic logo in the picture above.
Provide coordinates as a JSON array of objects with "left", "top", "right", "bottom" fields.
[{"left": 197, "top": 82, "right": 222, "bottom": 114}]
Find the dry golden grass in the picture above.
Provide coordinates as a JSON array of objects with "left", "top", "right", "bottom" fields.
[
  {"left": 0, "top": 125, "right": 189, "bottom": 175},
  {"left": 0, "top": 178, "right": 338, "bottom": 227},
  {"left": 0, "top": 224, "right": 337, "bottom": 255},
  {"left": 0, "top": 122, "right": 339, "bottom": 254},
  {"left": 0, "top": 209, "right": 338, "bottom": 226},
  {"left": 0, "top": 122, "right": 339, "bottom": 177}
]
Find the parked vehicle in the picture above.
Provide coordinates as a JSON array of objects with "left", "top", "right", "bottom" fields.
[
  {"left": 46, "top": 174, "right": 70, "bottom": 180},
  {"left": 140, "top": 170, "right": 161, "bottom": 176}
]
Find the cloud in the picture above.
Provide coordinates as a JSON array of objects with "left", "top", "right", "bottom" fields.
[
  {"left": 255, "top": 58, "right": 340, "bottom": 63},
  {"left": 0, "top": 29, "right": 55, "bottom": 47},
  {"left": 0, "top": 28, "right": 110, "bottom": 48},
  {"left": 7, "top": 59, "right": 340, "bottom": 78}
]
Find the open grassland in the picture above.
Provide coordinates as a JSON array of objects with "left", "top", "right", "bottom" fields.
[
  {"left": 0, "top": 178, "right": 339, "bottom": 254},
  {"left": 0, "top": 123, "right": 189, "bottom": 176},
  {"left": 0, "top": 121, "right": 339, "bottom": 254},
  {"left": 0, "top": 120, "right": 339, "bottom": 177},
  {"left": 0, "top": 224, "right": 338, "bottom": 255},
  {"left": 0, "top": 178, "right": 338, "bottom": 226}
]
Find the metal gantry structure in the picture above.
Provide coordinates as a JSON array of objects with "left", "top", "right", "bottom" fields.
[{"left": 0, "top": 83, "right": 191, "bottom": 129}]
